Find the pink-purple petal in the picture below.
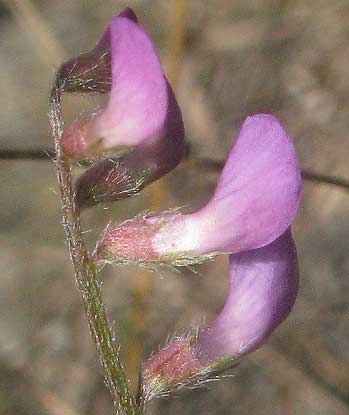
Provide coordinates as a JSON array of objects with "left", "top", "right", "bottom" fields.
[
  {"left": 91, "top": 12, "right": 169, "bottom": 149},
  {"left": 154, "top": 114, "right": 301, "bottom": 257},
  {"left": 203, "top": 114, "right": 301, "bottom": 251},
  {"left": 197, "top": 229, "right": 299, "bottom": 360}
]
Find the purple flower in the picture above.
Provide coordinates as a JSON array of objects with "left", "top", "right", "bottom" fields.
[
  {"left": 96, "top": 114, "right": 301, "bottom": 265},
  {"left": 57, "top": 8, "right": 185, "bottom": 207},
  {"left": 142, "top": 229, "right": 299, "bottom": 396}
]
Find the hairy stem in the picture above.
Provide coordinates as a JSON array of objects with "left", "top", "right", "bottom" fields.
[{"left": 49, "top": 85, "right": 139, "bottom": 415}]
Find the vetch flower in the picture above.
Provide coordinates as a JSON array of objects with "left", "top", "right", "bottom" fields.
[
  {"left": 57, "top": 8, "right": 185, "bottom": 207},
  {"left": 95, "top": 114, "right": 301, "bottom": 266},
  {"left": 60, "top": 7, "right": 182, "bottom": 156},
  {"left": 141, "top": 229, "right": 299, "bottom": 399}
]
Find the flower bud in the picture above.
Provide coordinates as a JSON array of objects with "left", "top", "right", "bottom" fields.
[
  {"left": 95, "top": 114, "right": 301, "bottom": 266},
  {"left": 141, "top": 229, "right": 298, "bottom": 399}
]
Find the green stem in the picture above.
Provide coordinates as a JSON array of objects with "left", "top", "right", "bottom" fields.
[{"left": 49, "top": 85, "right": 139, "bottom": 415}]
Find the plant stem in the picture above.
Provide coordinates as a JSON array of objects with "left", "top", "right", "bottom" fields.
[{"left": 49, "top": 85, "right": 139, "bottom": 415}]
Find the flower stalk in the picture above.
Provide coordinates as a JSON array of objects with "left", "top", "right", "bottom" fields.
[{"left": 49, "top": 85, "right": 139, "bottom": 415}]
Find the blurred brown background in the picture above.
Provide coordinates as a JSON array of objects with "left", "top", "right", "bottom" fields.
[{"left": 0, "top": 0, "right": 349, "bottom": 414}]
